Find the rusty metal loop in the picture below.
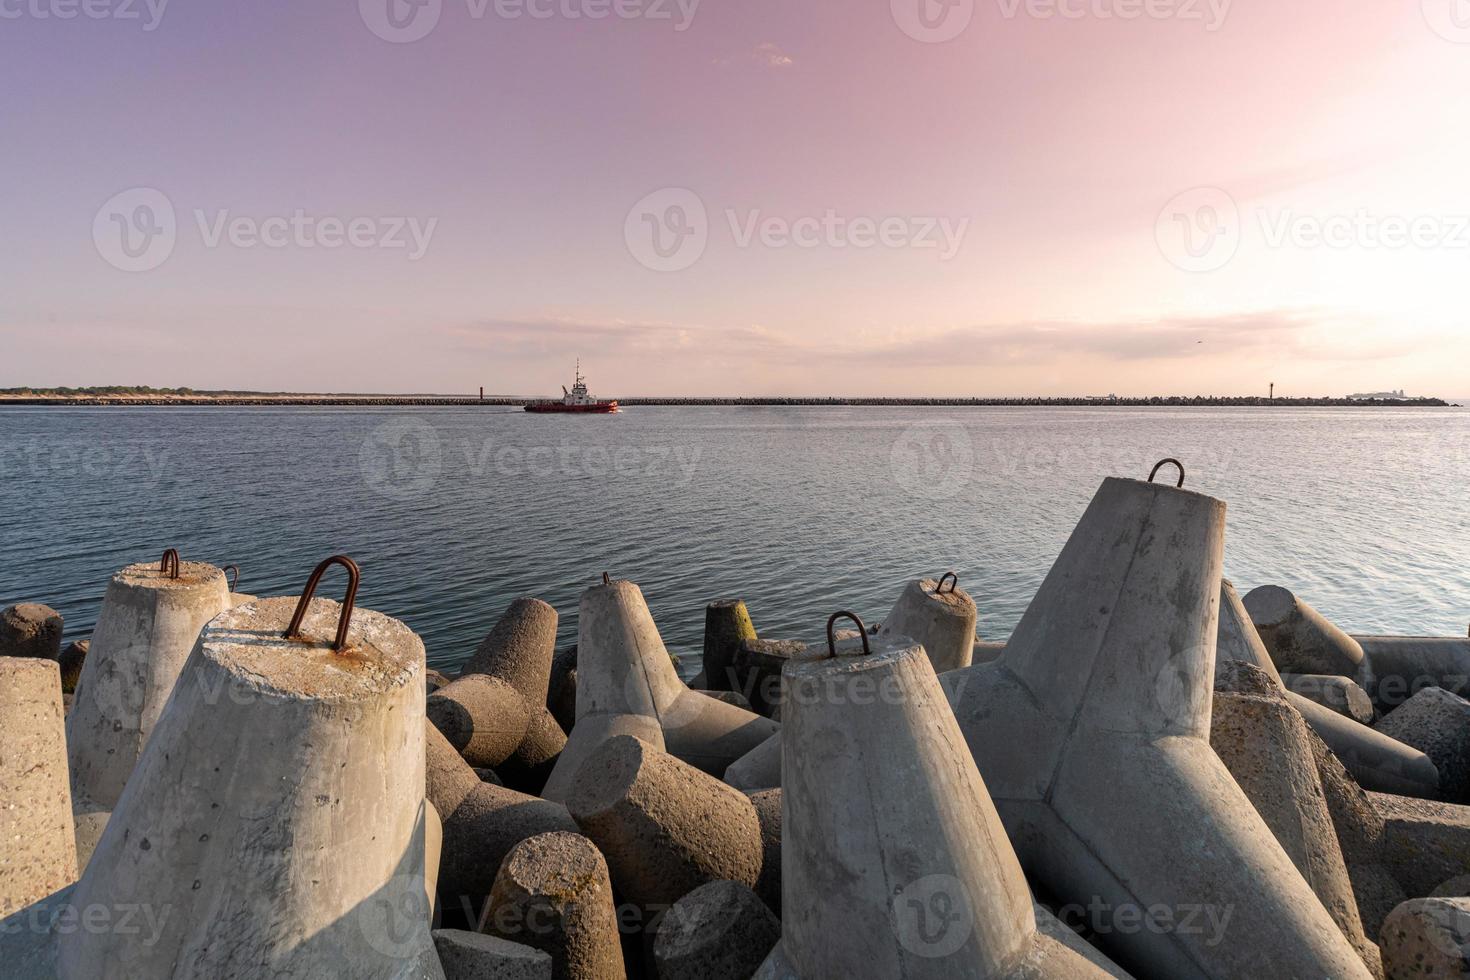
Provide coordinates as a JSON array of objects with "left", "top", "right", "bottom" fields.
[
  {"left": 602, "top": 572, "right": 611, "bottom": 586},
  {"left": 1148, "top": 458, "right": 1186, "bottom": 488},
  {"left": 283, "top": 555, "right": 361, "bottom": 653},
  {"left": 222, "top": 564, "right": 239, "bottom": 593},
  {"left": 826, "top": 611, "right": 871, "bottom": 659},
  {"left": 160, "top": 548, "right": 180, "bottom": 580},
  {"left": 935, "top": 572, "right": 959, "bottom": 595}
]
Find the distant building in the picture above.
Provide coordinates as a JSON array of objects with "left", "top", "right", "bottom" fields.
[{"left": 1346, "top": 389, "right": 1410, "bottom": 401}]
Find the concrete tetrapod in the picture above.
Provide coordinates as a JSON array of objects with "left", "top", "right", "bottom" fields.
[
  {"left": 1216, "top": 579, "right": 1283, "bottom": 685},
  {"left": 755, "top": 630, "right": 1126, "bottom": 980},
  {"left": 1245, "top": 584, "right": 1369, "bottom": 681},
  {"left": 459, "top": 597, "right": 559, "bottom": 704},
  {"left": 1211, "top": 662, "right": 1381, "bottom": 976},
  {"left": 1354, "top": 635, "right": 1470, "bottom": 713},
  {"left": 1375, "top": 687, "right": 1470, "bottom": 804},
  {"left": 654, "top": 880, "right": 779, "bottom": 980},
  {"left": 479, "top": 831, "right": 625, "bottom": 980},
  {"left": 724, "top": 729, "right": 782, "bottom": 792},
  {"left": 56, "top": 588, "right": 444, "bottom": 978},
  {"left": 941, "top": 475, "right": 1373, "bottom": 980},
  {"left": 0, "top": 603, "right": 63, "bottom": 661},
  {"left": 65, "top": 557, "right": 229, "bottom": 813},
  {"left": 541, "top": 579, "right": 776, "bottom": 797},
  {"left": 1282, "top": 673, "right": 1376, "bottom": 723},
  {"left": 878, "top": 574, "right": 978, "bottom": 673},
  {"left": 697, "top": 599, "right": 758, "bottom": 693},
  {"left": 0, "top": 659, "right": 77, "bottom": 918}
]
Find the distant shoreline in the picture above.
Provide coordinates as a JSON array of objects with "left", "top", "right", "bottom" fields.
[{"left": 0, "top": 393, "right": 1454, "bottom": 408}]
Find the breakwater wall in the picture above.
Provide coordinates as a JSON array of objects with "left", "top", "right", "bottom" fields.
[{"left": 0, "top": 395, "right": 1452, "bottom": 407}]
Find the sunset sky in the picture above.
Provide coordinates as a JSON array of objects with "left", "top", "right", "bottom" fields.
[{"left": 4, "top": 0, "right": 1469, "bottom": 396}]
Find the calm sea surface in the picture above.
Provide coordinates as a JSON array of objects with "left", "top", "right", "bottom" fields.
[{"left": 2, "top": 405, "right": 1467, "bottom": 675}]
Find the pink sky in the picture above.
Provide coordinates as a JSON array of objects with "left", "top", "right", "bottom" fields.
[{"left": 3, "top": 0, "right": 1469, "bottom": 396}]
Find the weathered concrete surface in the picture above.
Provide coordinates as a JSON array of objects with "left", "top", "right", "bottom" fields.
[
  {"left": 459, "top": 598, "right": 558, "bottom": 704},
  {"left": 730, "top": 639, "right": 806, "bottom": 719},
  {"left": 1376, "top": 688, "right": 1470, "bottom": 804},
  {"left": 1435, "top": 876, "right": 1470, "bottom": 897},
  {"left": 55, "top": 641, "right": 86, "bottom": 695},
  {"left": 1290, "top": 690, "right": 1440, "bottom": 799},
  {"left": 566, "top": 734, "right": 763, "bottom": 911},
  {"left": 699, "top": 600, "right": 757, "bottom": 693},
  {"left": 762, "top": 634, "right": 1120, "bottom": 979},
  {"left": 547, "top": 645, "right": 578, "bottom": 733},
  {"left": 0, "top": 604, "right": 63, "bottom": 661},
  {"left": 694, "top": 689, "right": 753, "bottom": 709},
  {"left": 69, "top": 803, "right": 108, "bottom": 874},
  {"left": 943, "top": 477, "right": 1372, "bottom": 980},
  {"left": 723, "top": 730, "right": 781, "bottom": 792},
  {"left": 496, "top": 705, "right": 567, "bottom": 796},
  {"left": 0, "top": 659, "right": 77, "bottom": 918},
  {"left": 65, "top": 559, "right": 229, "bottom": 812},
  {"left": 1379, "top": 897, "right": 1470, "bottom": 978},
  {"left": 481, "top": 831, "right": 625, "bottom": 980},
  {"left": 1216, "top": 580, "right": 1283, "bottom": 685},
  {"left": 1308, "top": 728, "right": 1409, "bottom": 941},
  {"left": 0, "top": 883, "right": 72, "bottom": 979},
  {"left": 539, "top": 712, "right": 664, "bottom": 804},
  {"left": 1372, "top": 793, "right": 1470, "bottom": 900},
  {"left": 1282, "top": 672, "right": 1376, "bottom": 723},
  {"left": 428, "top": 674, "right": 534, "bottom": 768},
  {"left": 58, "top": 594, "right": 443, "bottom": 978},
  {"left": 427, "top": 719, "right": 482, "bottom": 818},
  {"left": 879, "top": 576, "right": 978, "bottom": 673},
  {"left": 1356, "top": 635, "right": 1470, "bottom": 713},
  {"left": 426, "top": 800, "right": 443, "bottom": 916},
  {"left": 434, "top": 929, "right": 552, "bottom": 979},
  {"left": 1211, "top": 667, "right": 1380, "bottom": 975},
  {"left": 747, "top": 788, "right": 782, "bottom": 915},
  {"left": 543, "top": 579, "right": 776, "bottom": 788},
  {"left": 1015, "top": 905, "right": 1134, "bottom": 979},
  {"left": 654, "top": 880, "right": 779, "bottom": 980},
  {"left": 973, "top": 639, "right": 1007, "bottom": 664},
  {"left": 1245, "top": 584, "right": 1368, "bottom": 681}
]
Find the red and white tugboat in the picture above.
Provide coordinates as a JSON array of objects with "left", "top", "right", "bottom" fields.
[{"left": 524, "top": 362, "right": 620, "bottom": 414}]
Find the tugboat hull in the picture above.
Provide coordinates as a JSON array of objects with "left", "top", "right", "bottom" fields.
[{"left": 524, "top": 401, "right": 619, "bottom": 414}]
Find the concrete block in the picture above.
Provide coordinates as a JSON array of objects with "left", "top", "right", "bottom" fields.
[
  {"left": 1216, "top": 579, "right": 1283, "bottom": 685},
  {"left": 547, "top": 645, "right": 577, "bottom": 733},
  {"left": 0, "top": 658, "right": 77, "bottom": 917},
  {"left": 433, "top": 929, "right": 552, "bottom": 980},
  {"left": 1210, "top": 667, "right": 1380, "bottom": 975},
  {"left": 65, "top": 558, "right": 229, "bottom": 812},
  {"left": 427, "top": 674, "right": 534, "bottom": 769},
  {"left": 1433, "top": 876, "right": 1470, "bottom": 897},
  {"left": 542, "top": 579, "right": 776, "bottom": 792},
  {"left": 1355, "top": 635, "right": 1470, "bottom": 713},
  {"left": 693, "top": 689, "right": 753, "bottom": 710},
  {"left": 731, "top": 639, "right": 805, "bottom": 719},
  {"left": 1372, "top": 792, "right": 1470, "bottom": 900},
  {"left": 700, "top": 599, "right": 757, "bottom": 693},
  {"left": 879, "top": 574, "right": 977, "bottom": 673},
  {"left": 497, "top": 705, "right": 567, "bottom": 797},
  {"left": 56, "top": 641, "right": 86, "bottom": 694},
  {"left": 724, "top": 730, "right": 781, "bottom": 792},
  {"left": 427, "top": 799, "right": 443, "bottom": 917},
  {"left": 540, "top": 712, "right": 664, "bottom": 804},
  {"left": 57, "top": 591, "right": 442, "bottom": 977},
  {"left": 654, "top": 880, "right": 779, "bottom": 980},
  {"left": 567, "top": 734, "right": 763, "bottom": 912},
  {"left": 1376, "top": 688, "right": 1470, "bottom": 804},
  {"left": 0, "top": 604, "right": 63, "bottom": 661},
  {"left": 459, "top": 597, "right": 558, "bottom": 705},
  {"left": 1307, "top": 725, "right": 1408, "bottom": 941},
  {"left": 480, "top": 831, "right": 625, "bottom": 980},
  {"left": 1380, "top": 898, "right": 1470, "bottom": 978},
  {"left": 1290, "top": 690, "right": 1440, "bottom": 799},
  {"left": 943, "top": 476, "right": 1372, "bottom": 979},
  {"left": 1245, "top": 584, "right": 1367, "bottom": 680},
  {"left": 747, "top": 788, "right": 782, "bottom": 915},
  {"left": 762, "top": 630, "right": 1116, "bottom": 979},
  {"left": 1283, "top": 672, "right": 1376, "bottom": 724}
]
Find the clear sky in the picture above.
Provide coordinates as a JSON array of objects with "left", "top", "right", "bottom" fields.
[{"left": 3, "top": 0, "right": 1469, "bottom": 396}]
